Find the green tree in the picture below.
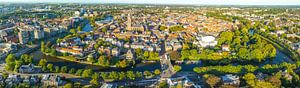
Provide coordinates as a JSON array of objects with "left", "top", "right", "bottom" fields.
[
  {"left": 238, "top": 48, "right": 248, "bottom": 60},
  {"left": 87, "top": 57, "right": 95, "bottom": 63},
  {"left": 173, "top": 65, "right": 182, "bottom": 72},
  {"left": 77, "top": 26, "right": 82, "bottom": 32},
  {"left": 82, "top": 69, "right": 93, "bottom": 78},
  {"left": 5, "top": 54, "right": 16, "bottom": 63},
  {"left": 136, "top": 72, "right": 143, "bottom": 79},
  {"left": 218, "top": 31, "right": 234, "bottom": 45},
  {"left": 159, "top": 25, "right": 167, "bottom": 31},
  {"left": 101, "top": 27, "right": 107, "bottom": 32},
  {"left": 41, "top": 41, "right": 45, "bottom": 52},
  {"left": 126, "top": 71, "right": 136, "bottom": 80},
  {"left": 251, "top": 49, "right": 264, "bottom": 62},
  {"left": 69, "top": 68, "right": 76, "bottom": 74},
  {"left": 154, "top": 69, "right": 161, "bottom": 75},
  {"left": 5, "top": 54, "right": 16, "bottom": 71},
  {"left": 75, "top": 69, "right": 83, "bottom": 76},
  {"left": 118, "top": 72, "right": 126, "bottom": 80},
  {"left": 98, "top": 56, "right": 110, "bottom": 66},
  {"left": 14, "top": 60, "right": 23, "bottom": 72},
  {"left": 63, "top": 83, "right": 73, "bottom": 88},
  {"left": 116, "top": 60, "right": 128, "bottom": 68},
  {"left": 20, "top": 54, "right": 33, "bottom": 64},
  {"left": 144, "top": 70, "right": 152, "bottom": 78},
  {"left": 50, "top": 49, "right": 57, "bottom": 56},
  {"left": 70, "top": 28, "right": 77, "bottom": 34},
  {"left": 243, "top": 73, "right": 256, "bottom": 87},
  {"left": 55, "top": 66, "right": 60, "bottom": 73},
  {"left": 159, "top": 81, "right": 168, "bottom": 88},
  {"left": 60, "top": 66, "right": 68, "bottom": 73},
  {"left": 38, "top": 59, "right": 47, "bottom": 67},
  {"left": 90, "top": 73, "right": 99, "bottom": 86},
  {"left": 109, "top": 71, "right": 119, "bottom": 80},
  {"left": 47, "top": 64, "right": 54, "bottom": 72}
]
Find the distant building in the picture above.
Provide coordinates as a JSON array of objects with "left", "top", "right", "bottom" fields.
[
  {"left": 18, "top": 26, "right": 44, "bottom": 44},
  {"left": 18, "top": 30, "right": 33, "bottom": 44},
  {"left": 34, "top": 28, "right": 45, "bottom": 39},
  {"left": 127, "top": 13, "right": 132, "bottom": 31},
  {"left": 131, "top": 24, "right": 144, "bottom": 32}
]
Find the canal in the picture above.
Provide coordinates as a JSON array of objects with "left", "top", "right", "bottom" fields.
[{"left": 30, "top": 49, "right": 293, "bottom": 72}]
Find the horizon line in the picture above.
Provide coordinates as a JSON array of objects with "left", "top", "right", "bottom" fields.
[
  {"left": 1, "top": 1, "right": 300, "bottom": 6},
  {"left": 0, "top": 0, "right": 300, "bottom": 6}
]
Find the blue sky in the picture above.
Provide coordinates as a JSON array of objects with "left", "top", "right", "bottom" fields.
[{"left": 1, "top": 0, "right": 300, "bottom": 5}]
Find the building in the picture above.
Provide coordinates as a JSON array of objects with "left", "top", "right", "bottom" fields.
[
  {"left": 166, "top": 76, "right": 201, "bottom": 88},
  {"left": 111, "top": 48, "right": 120, "bottom": 56},
  {"left": 222, "top": 44, "right": 230, "bottom": 51},
  {"left": 23, "top": 75, "right": 40, "bottom": 86},
  {"left": 42, "top": 75, "right": 65, "bottom": 87},
  {"left": 19, "top": 64, "right": 35, "bottom": 73},
  {"left": 56, "top": 47, "right": 83, "bottom": 56},
  {"left": 0, "top": 43, "right": 16, "bottom": 59},
  {"left": 127, "top": 13, "right": 132, "bottom": 31},
  {"left": 221, "top": 74, "right": 240, "bottom": 85},
  {"left": 18, "top": 26, "right": 44, "bottom": 44},
  {"left": 101, "top": 83, "right": 117, "bottom": 88},
  {"left": 18, "top": 30, "right": 33, "bottom": 44},
  {"left": 131, "top": 24, "right": 144, "bottom": 32},
  {"left": 199, "top": 36, "right": 218, "bottom": 47},
  {"left": 126, "top": 49, "right": 134, "bottom": 60},
  {"left": 34, "top": 28, "right": 45, "bottom": 39},
  {"left": 5, "top": 74, "right": 22, "bottom": 86}
]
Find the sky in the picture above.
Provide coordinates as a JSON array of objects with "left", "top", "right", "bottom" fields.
[{"left": 0, "top": 0, "right": 300, "bottom": 5}]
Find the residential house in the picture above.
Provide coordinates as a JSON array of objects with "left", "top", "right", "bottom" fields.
[
  {"left": 222, "top": 44, "right": 230, "bottom": 51},
  {"left": 221, "top": 74, "right": 240, "bottom": 86},
  {"left": 5, "top": 74, "right": 22, "bottom": 86},
  {"left": 167, "top": 76, "right": 201, "bottom": 88},
  {"left": 111, "top": 48, "right": 120, "bottom": 56},
  {"left": 56, "top": 47, "right": 83, "bottom": 57},
  {"left": 19, "top": 64, "right": 35, "bottom": 73},
  {"left": 23, "top": 75, "right": 40, "bottom": 86},
  {"left": 282, "top": 70, "right": 293, "bottom": 80},
  {"left": 42, "top": 75, "right": 65, "bottom": 87}
]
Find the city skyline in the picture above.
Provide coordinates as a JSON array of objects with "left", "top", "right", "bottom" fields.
[{"left": 1, "top": 0, "right": 300, "bottom": 5}]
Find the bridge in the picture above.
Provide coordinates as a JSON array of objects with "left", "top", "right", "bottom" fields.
[{"left": 159, "top": 40, "right": 175, "bottom": 79}]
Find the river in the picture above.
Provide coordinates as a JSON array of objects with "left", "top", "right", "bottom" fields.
[
  {"left": 30, "top": 49, "right": 293, "bottom": 72},
  {"left": 31, "top": 51, "right": 161, "bottom": 72}
]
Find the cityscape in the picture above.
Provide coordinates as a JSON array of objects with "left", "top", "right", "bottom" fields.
[{"left": 0, "top": 0, "right": 300, "bottom": 88}]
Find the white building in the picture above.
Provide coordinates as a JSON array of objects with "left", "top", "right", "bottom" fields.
[{"left": 199, "top": 36, "right": 218, "bottom": 47}]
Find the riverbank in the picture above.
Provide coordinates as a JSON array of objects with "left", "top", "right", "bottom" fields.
[{"left": 256, "top": 33, "right": 298, "bottom": 62}]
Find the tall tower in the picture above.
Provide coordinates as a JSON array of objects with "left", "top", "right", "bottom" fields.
[{"left": 127, "top": 13, "right": 132, "bottom": 31}]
